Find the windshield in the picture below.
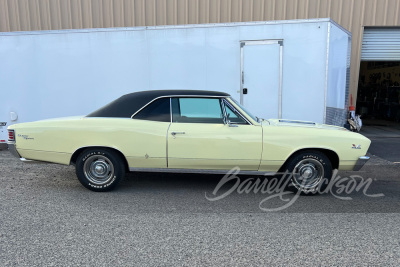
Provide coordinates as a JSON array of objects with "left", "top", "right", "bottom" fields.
[{"left": 229, "top": 97, "right": 259, "bottom": 122}]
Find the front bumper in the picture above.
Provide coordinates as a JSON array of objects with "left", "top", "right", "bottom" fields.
[
  {"left": 7, "top": 142, "right": 21, "bottom": 159},
  {"left": 353, "top": 156, "right": 370, "bottom": 171}
]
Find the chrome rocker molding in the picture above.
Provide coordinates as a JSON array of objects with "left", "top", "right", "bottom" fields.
[
  {"left": 129, "top": 167, "right": 276, "bottom": 176},
  {"left": 20, "top": 158, "right": 38, "bottom": 163},
  {"left": 353, "top": 156, "right": 370, "bottom": 171}
]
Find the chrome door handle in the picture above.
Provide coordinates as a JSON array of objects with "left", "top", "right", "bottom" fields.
[{"left": 171, "top": 131, "right": 185, "bottom": 138}]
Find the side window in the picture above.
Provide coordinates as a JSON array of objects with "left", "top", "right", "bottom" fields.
[
  {"left": 224, "top": 102, "right": 248, "bottom": 124},
  {"left": 172, "top": 98, "right": 224, "bottom": 124},
  {"left": 133, "top": 98, "right": 170, "bottom": 122}
]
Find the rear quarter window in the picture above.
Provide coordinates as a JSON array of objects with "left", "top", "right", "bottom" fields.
[{"left": 133, "top": 98, "right": 171, "bottom": 122}]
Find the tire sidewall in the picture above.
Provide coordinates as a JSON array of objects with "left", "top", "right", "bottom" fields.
[
  {"left": 76, "top": 149, "right": 125, "bottom": 192},
  {"left": 286, "top": 151, "right": 332, "bottom": 194}
]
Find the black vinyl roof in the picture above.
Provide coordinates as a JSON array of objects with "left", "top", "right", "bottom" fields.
[{"left": 87, "top": 90, "right": 230, "bottom": 118}]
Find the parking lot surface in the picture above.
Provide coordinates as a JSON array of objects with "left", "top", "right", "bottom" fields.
[
  {"left": 361, "top": 125, "right": 400, "bottom": 162},
  {"left": 1, "top": 150, "right": 400, "bottom": 266}
]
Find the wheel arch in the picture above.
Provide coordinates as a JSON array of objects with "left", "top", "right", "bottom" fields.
[
  {"left": 70, "top": 146, "right": 129, "bottom": 171},
  {"left": 278, "top": 148, "right": 339, "bottom": 172}
]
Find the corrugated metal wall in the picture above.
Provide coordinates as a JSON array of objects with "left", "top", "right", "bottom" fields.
[
  {"left": 1, "top": 0, "right": 400, "bottom": 103},
  {"left": 361, "top": 27, "right": 400, "bottom": 61}
]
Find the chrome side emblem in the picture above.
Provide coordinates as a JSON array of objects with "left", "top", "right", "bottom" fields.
[
  {"left": 18, "top": 134, "right": 34, "bottom": 140},
  {"left": 352, "top": 144, "right": 361, "bottom": 149}
]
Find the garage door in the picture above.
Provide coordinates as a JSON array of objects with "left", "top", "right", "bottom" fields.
[{"left": 361, "top": 27, "right": 400, "bottom": 61}]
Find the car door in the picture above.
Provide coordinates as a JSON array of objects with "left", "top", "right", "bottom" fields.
[
  {"left": 167, "top": 97, "right": 262, "bottom": 171},
  {"left": 129, "top": 97, "right": 171, "bottom": 168}
]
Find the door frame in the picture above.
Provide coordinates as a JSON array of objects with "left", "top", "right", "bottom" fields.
[{"left": 240, "top": 39, "right": 284, "bottom": 118}]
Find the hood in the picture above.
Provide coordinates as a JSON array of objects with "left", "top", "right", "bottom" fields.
[{"left": 264, "top": 119, "right": 348, "bottom": 131}]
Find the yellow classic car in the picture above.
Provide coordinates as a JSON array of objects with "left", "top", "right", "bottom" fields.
[{"left": 7, "top": 90, "right": 371, "bottom": 192}]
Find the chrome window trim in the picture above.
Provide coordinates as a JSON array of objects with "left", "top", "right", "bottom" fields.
[
  {"left": 171, "top": 96, "right": 226, "bottom": 124},
  {"left": 222, "top": 99, "right": 252, "bottom": 125},
  {"left": 220, "top": 98, "right": 228, "bottom": 125},
  {"left": 169, "top": 97, "right": 172, "bottom": 124},
  {"left": 130, "top": 94, "right": 253, "bottom": 125},
  {"left": 226, "top": 97, "right": 258, "bottom": 124},
  {"left": 130, "top": 95, "right": 225, "bottom": 119}
]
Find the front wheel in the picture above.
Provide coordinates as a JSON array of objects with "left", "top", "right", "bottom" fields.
[
  {"left": 76, "top": 148, "right": 125, "bottom": 192},
  {"left": 285, "top": 151, "right": 332, "bottom": 194}
]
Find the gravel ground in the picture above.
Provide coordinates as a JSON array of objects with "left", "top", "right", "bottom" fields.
[{"left": 0, "top": 150, "right": 400, "bottom": 266}]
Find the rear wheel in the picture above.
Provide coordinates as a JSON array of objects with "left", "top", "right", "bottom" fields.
[
  {"left": 285, "top": 151, "right": 332, "bottom": 194},
  {"left": 76, "top": 148, "right": 125, "bottom": 192}
]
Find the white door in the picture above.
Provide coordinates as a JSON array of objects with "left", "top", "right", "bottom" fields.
[{"left": 240, "top": 40, "right": 283, "bottom": 119}]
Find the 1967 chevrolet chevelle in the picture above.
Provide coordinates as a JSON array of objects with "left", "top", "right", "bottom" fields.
[{"left": 8, "top": 90, "right": 371, "bottom": 192}]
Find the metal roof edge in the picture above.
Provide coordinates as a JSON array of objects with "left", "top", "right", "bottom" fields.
[
  {"left": 0, "top": 18, "right": 334, "bottom": 36},
  {"left": 329, "top": 18, "right": 352, "bottom": 36}
]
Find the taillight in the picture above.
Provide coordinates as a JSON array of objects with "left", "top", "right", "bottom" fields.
[{"left": 8, "top": 130, "right": 15, "bottom": 141}]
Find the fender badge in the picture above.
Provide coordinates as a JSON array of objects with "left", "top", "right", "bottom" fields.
[
  {"left": 352, "top": 144, "right": 361, "bottom": 149},
  {"left": 18, "top": 134, "right": 34, "bottom": 140}
]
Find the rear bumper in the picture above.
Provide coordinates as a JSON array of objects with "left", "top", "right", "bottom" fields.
[
  {"left": 353, "top": 156, "right": 370, "bottom": 171},
  {"left": 7, "top": 142, "right": 36, "bottom": 163},
  {"left": 7, "top": 142, "right": 21, "bottom": 158}
]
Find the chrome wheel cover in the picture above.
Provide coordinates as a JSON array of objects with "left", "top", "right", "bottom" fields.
[
  {"left": 83, "top": 155, "right": 115, "bottom": 185},
  {"left": 292, "top": 158, "right": 324, "bottom": 190}
]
